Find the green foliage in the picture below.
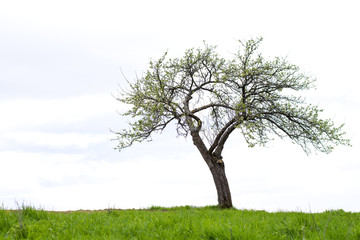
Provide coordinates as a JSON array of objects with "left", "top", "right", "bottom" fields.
[
  {"left": 114, "top": 37, "right": 350, "bottom": 155},
  {"left": 1, "top": 205, "right": 360, "bottom": 239}
]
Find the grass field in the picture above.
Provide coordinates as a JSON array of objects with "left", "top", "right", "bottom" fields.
[{"left": 1, "top": 204, "right": 359, "bottom": 239}]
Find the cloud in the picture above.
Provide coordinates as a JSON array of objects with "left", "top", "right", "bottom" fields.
[
  {"left": 0, "top": 94, "right": 121, "bottom": 130},
  {"left": 0, "top": 146, "right": 214, "bottom": 210},
  {"left": 0, "top": 93, "right": 123, "bottom": 161},
  {"left": 0, "top": 32, "right": 120, "bottom": 99},
  {"left": 3, "top": 131, "right": 109, "bottom": 151}
]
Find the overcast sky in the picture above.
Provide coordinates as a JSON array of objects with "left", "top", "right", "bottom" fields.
[{"left": 1, "top": 0, "right": 359, "bottom": 212}]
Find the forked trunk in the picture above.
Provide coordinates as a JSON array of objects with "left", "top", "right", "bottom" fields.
[{"left": 190, "top": 132, "right": 233, "bottom": 208}]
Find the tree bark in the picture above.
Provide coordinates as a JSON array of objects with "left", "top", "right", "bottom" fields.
[
  {"left": 208, "top": 156, "right": 233, "bottom": 208},
  {"left": 191, "top": 131, "right": 233, "bottom": 208}
]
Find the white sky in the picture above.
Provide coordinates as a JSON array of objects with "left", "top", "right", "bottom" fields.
[{"left": 1, "top": 0, "right": 359, "bottom": 212}]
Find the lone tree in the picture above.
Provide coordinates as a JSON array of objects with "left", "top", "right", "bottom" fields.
[{"left": 114, "top": 38, "right": 350, "bottom": 208}]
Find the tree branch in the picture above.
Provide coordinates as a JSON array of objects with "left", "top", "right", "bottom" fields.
[{"left": 208, "top": 118, "right": 238, "bottom": 155}]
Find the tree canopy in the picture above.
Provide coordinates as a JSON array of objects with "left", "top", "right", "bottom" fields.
[{"left": 115, "top": 37, "right": 350, "bottom": 156}]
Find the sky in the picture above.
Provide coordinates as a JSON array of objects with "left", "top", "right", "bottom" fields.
[{"left": 1, "top": 0, "right": 359, "bottom": 212}]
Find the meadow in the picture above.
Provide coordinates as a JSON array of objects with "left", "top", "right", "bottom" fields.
[{"left": 1, "top": 204, "right": 359, "bottom": 239}]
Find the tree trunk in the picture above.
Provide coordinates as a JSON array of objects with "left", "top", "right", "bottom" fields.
[
  {"left": 190, "top": 131, "right": 233, "bottom": 208},
  {"left": 208, "top": 156, "right": 233, "bottom": 208}
]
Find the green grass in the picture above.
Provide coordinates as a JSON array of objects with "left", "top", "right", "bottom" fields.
[{"left": 1, "top": 204, "right": 360, "bottom": 239}]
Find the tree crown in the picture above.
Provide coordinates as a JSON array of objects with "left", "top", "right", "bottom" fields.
[{"left": 115, "top": 37, "right": 350, "bottom": 155}]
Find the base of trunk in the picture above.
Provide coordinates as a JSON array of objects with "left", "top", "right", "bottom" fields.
[
  {"left": 209, "top": 158, "right": 233, "bottom": 208},
  {"left": 190, "top": 131, "right": 233, "bottom": 208}
]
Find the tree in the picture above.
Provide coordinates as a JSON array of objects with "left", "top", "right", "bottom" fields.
[{"left": 114, "top": 37, "right": 350, "bottom": 208}]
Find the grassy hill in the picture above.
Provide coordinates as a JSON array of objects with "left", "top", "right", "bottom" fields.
[{"left": 1, "top": 205, "right": 359, "bottom": 239}]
